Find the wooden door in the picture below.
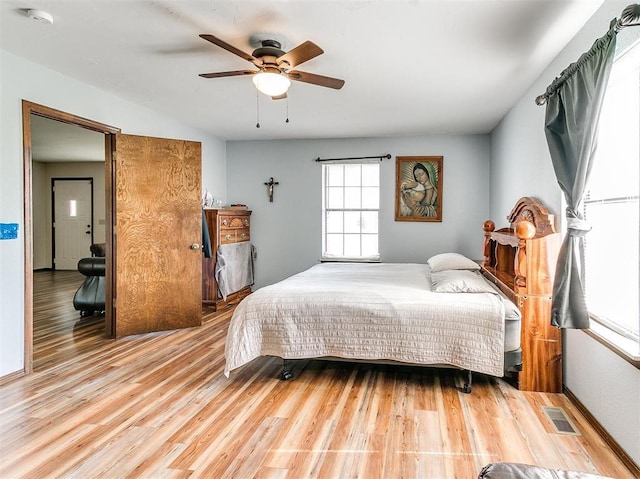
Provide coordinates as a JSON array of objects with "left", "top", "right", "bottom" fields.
[{"left": 113, "top": 134, "right": 202, "bottom": 337}]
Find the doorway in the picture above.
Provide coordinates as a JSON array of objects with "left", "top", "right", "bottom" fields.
[
  {"left": 23, "top": 100, "right": 120, "bottom": 374},
  {"left": 23, "top": 101, "right": 204, "bottom": 374}
]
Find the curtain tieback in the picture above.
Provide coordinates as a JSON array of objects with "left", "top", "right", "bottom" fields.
[{"left": 566, "top": 214, "right": 591, "bottom": 236}]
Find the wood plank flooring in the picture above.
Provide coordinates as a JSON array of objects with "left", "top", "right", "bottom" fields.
[
  {"left": 0, "top": 270, "right": 634, "bottom": 478},
  {"left": 32, "top": 270, "right": 106, "bottom": 371}
]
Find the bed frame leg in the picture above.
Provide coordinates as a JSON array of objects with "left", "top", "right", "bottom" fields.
[
  {"left": 280, "top": 359, "right": 293, "bottom": 381},
  {"left": 462, "top": 370, "right": 472, "bottom": 394}
]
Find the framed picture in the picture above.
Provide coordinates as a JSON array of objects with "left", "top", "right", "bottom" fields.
[{"left": 395, "top": 156, "right": 443, "bottom": 222}]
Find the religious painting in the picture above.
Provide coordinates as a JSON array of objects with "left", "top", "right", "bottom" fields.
[{"left": 395, "top": 156, "right": 443, "bottom": 222}]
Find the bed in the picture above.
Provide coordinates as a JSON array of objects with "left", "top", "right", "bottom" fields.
[{"left": 224, "top": 255, "right": 522, "bottom": 392}]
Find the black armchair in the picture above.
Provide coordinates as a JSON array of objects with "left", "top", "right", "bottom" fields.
[
  {"left": 73, "top": 256, "right": 106, "bottom": 317},
  {"left": 90, "top": 242, "right": 106, "bottom": 257}
]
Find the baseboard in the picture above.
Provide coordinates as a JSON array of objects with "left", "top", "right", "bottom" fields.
[
  {"left": 564, "top": 386, "right": 640, "bottom": 477},
  {"left": 0, "top": 368, "right": 26, "bottom": 386}
]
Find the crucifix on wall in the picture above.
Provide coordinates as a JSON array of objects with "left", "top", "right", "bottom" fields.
[{"left": 264, "top": 177, "right": 279, "bottom": 202}]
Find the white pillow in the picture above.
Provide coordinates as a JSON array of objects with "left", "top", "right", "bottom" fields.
[
  {"left": 427, "top": 253, "right": 480, "bottom": 273},
  {"left": 431, "top": 270, "right": 496, "bottom": 293}
]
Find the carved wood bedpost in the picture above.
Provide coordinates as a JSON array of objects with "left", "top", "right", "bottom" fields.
[
  {"left": 514, "top": 220, "right": 536, "bottom": 294},
  {"left": 482, "top": 220, "right": 495, "bottom": 268}
]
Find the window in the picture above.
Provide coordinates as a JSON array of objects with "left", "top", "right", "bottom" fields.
[
  {"left": 322, "top": 162, "right": 380, "bottom": 260},
  {"left": 584, "top": 37, "right": 640, "bottom": 354}
]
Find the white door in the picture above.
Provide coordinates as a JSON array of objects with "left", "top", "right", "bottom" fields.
[{"left": 53, "top": 179, "right": 93, "bottom": 270}]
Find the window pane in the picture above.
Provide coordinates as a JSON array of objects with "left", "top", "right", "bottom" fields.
[
  {"left": 585, "top": 200, "right": 639, "bottom": 336},
  {"left": 344, "top": 234, "right": 361, "bottom": 256},
  {"left": 361, "top": 211, "right": 378, "bottom": 233},
  {"left": 344, "top": 211, "right": 361, "bottom": 233},
  {"left": 327, "top": 187, "right": 344, "bottom": 209},
  {"left": 362, "top": 164, "right": 379, "bottom": 186},
  {"left": 321, "top": 162, "right": 379, "bottom": 260},
  {"left": 326, "top": 211, "right": 343, "bottom": 233},
  {"left": 361, "top": 234, "right": 378, "bottom": 257},
  {"left": 327, "top": 165, "right": 344, "bottom": 187},
  {"left": 591, "top": 76, "right": 639, "bottom": 199},
  {"left": 361, "top": 187, "right": 379, "bottom": 209},
  {"left": 344, "top": 187, "right": 361, "bottom": 209},
  {"left": 593, "top": 46, "right": 640, "bottom": 199},
  {"left": 344, "top": 164, "right": 361, "bottom": 186},
  {"left": 326, "top": 234, "right": 343, "bottom": 256}
]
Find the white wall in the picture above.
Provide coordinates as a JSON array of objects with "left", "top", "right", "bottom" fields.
[
  {"left": 490, "top": 0, "right": 639, "bottom": 465},
  {"left": 0, "top": 49, "right": 227, "bottom": 377},
  {"left": 227, "top": 135, "right": 490, "bottom": 289}
]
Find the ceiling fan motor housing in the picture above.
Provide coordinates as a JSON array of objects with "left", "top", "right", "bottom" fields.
[{"left": 252, "top": 40, "right": 285, "bottom": 61}]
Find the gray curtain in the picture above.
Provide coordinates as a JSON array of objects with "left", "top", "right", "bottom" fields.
[{"left": 541, "top": 23, "right": 617, "bottom": 329}]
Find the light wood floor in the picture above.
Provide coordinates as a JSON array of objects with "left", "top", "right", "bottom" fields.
[
  {"left": 32, "top": 270, "right": 106, "bottom": 371},
  {"left": 0, "top": 271, "right": 634, "bottom": 478}
]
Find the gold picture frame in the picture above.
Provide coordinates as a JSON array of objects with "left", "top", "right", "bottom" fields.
[{"left": 395, "top": 156, "right": 443, "bottom": 222}]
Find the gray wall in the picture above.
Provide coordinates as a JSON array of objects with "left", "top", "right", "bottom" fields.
[
  {"left": 227, "top": 135, "right": 490, "bottom": 289},
  {"left": 490, "top": 0, "right": 639, "bottom": 465}
]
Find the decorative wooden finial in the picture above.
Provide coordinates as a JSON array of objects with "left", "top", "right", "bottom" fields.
[
  {"left": 515, "top": 220, "right": 536, "bottom": 240},
  {"left": 483, "top": 220, "right": 495, "bottom": 233},
  {"left": 482, "top": 220, "right": 496, "bottom": 268}
]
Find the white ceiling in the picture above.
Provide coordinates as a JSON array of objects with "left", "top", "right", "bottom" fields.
[
  {"left": 2, "top": 1, "right": 604, "bottom": 144},
  {"left": 30, "top": 114, "right": 106, "bottom": 162}
]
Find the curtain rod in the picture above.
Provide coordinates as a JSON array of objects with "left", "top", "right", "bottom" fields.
[
  {"left": 314, "top": 154, "right": 391, "bottom": 162},
  {"left": 535, "top": 3, "right": 640, "bottom": 106}
]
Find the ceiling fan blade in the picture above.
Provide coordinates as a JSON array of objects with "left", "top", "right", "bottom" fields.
[
  {"left": 277, "top": 41, "right": 323, "bottom": 69},
  {"left": 199, "top": 34, "right": 256, "bottom": 63},
  {"left": 199, "top": 70, "right": 256, "bottom": 79},
  {"left": 287, "top": 70, "right": 345, "bottom": 90},
  {"left": 271, "top": 93, "right": 287, "bottom": 100}
]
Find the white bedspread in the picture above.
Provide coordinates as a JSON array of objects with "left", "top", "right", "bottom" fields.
[{"left": 224, "top": 263, "right": 505, "bottom": 377}]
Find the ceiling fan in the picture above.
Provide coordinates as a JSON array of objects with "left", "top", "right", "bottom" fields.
[{"left": 198, "top": 34, "right": 345, "bottom": 99}]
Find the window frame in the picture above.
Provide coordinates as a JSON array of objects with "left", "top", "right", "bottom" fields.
[
  {"left": 321, "top": 161, "right": 380, "bottom": 262},
  {"left": 582, "top": 34, "right": 640, "bottom": 367}
]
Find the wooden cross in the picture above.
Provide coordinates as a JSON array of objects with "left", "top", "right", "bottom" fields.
[{"left": 264, "top": 177, "right": 279, "bottom": 202}]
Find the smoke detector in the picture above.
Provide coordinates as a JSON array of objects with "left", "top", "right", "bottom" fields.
[{"left": 27, "top": 9, "right": 54, "bottom": 24}]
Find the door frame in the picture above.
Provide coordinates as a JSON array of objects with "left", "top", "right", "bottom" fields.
[
  {"left": 51, "top": 177, "right": 94, "bottom": 270},
  {"left": 22, "top": 100, "right": 120, "bottom": 374}
]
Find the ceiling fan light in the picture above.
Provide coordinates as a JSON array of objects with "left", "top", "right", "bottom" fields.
[{"left": 252, "top": 72, "right": 291, "bottom": 96}]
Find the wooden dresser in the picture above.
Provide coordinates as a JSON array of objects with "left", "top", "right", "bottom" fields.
[
  {"left": 202, "top": 208, "right": 252, "bottom": 310},
  {"left": 481, "top": 197, "right": 562, "bottom": 393}
]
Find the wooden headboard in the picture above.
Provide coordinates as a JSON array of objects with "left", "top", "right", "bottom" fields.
[
  {"left": 481, "top": 197, "right": 559, "bottom": 297},
  {"left": 505, "top": 196, "right": 556, "bottom": 237},
  {"left": 480, "top": 197, "right": 563, "bottom": 393}
]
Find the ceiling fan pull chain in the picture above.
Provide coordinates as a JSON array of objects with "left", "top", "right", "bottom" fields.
[
  {"left": 285, "top": 96, "right": 290, "bottom": 124},
  {"left": 256, "top": 90, "right": 261, "bottom": 128}
]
